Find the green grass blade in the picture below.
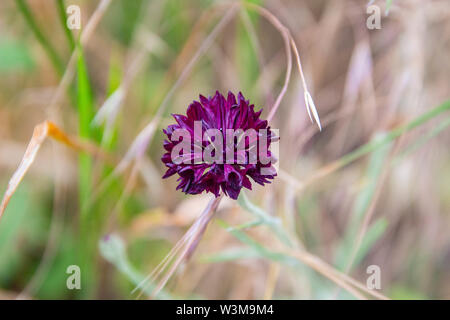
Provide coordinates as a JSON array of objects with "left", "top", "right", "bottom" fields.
[
  {"left": 394, "top": 114, "right": 450, "bottom": 166},
  {"left": 99, "top": 235, "right": 173, "bottom": 299},
  {"left": 56, "top": 0, "right": 76, "bottom": 51},
  {"left": 328, "top": 100, "right": 450, "bottom": 175},
  {"left": 76, "top": 41, "right": 96, "bottom": 298},
  {"left": 217, "top": 219, "right": 296, "bottom": 265},
  {"left": 76, "top": 43, "right": 94, "bottom": 218},
  {"left": 200, "top": 247, "right": 261, "bottom": 263},
  {"left": 16, "top": 0, "right": 64, "bottom": 75},
  {"left": 237, "top": 192, "right": 292, "bottom": 246},
  {"left": 352, "top": 218, "right": 387, "bottom": 267},
  {"left": 335, "top": 133, "right": 391, "bottom": 270}
]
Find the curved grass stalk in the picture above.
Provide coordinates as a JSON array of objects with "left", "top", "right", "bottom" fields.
[
  {"left": 243, "top": 3, "right": 292, "bottom": 124},
  {"left": 243, "top": 2, "right": 321, "bottom": 130},
  {"left": 0, "top": 121, "right": 113, "bottom": 222}
]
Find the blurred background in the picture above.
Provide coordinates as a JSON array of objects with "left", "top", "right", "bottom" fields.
[{"left": 0, "top": 0, "right": 449, "bottom": 299}]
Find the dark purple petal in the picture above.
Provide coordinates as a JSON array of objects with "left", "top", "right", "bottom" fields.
[{"left": 162, "top": 91, "right": 276, "bottom": 199}]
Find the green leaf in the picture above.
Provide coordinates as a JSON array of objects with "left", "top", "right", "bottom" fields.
[
  {"left": 99, "top": 234, "right": 173, "bottom": 299},
  {"left": 216, "top": 220, "right": 296, "bottom": 266},
  {"left": 201, "top": 246, "right": 261, "bottom": 263},
  {"left": 237, "top": 192, "right": 292, "bottom": 246}
]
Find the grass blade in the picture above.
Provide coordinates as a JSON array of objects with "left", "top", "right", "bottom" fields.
[
  {"left": 99, "top": 234, "right": 173, "bottom": 299},
  {"left": 300, "top": 99, "right": 450, "bottom": 188},
  {"left": 16, "top": 0, "right": 64, "bottom": 75},
  {"left": 335, "top": 133, "right": 392, "bottom": 270},
  {"left": 237, "top": 192, "right": 292, "bottom": 246},
  {"left": 56, "top": 0, "right": 76, "bottom": 51},
  {"left": 0, "top": 121, "right": 110, "bottom": 222},
  {"left": 75, "top": 41, "right": 97, "bottom": 298}
]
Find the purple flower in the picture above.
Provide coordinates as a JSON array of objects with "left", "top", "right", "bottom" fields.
[{"left": 162, "top": 91, "right": 277, "bottom": 199}]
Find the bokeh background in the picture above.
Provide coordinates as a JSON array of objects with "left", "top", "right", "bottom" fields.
[{"left": 0, "top": 0, "right": 449, "bottom": 299}]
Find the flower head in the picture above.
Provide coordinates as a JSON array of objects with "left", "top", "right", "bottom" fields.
[{"left": 162, "top": 91, "right": 277, "bottom": 199}]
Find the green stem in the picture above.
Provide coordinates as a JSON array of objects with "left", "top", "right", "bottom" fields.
[
  {"left": 394, "top": 114, "right": 450, "bottom": 165},
  {"left": 56, "top": 0, "right": 76, "bottom": 51},
  {"left": 76, "top": 43, "right": 95, "bottom": 298},
  {"left": 332, "top": 100, "right": 450, "bottom": 172},
  {"left": 16, "top": 0, "right": 64, "bottom": 75}
]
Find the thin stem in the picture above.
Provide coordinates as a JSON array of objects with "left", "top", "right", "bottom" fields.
[
  {"left": 16, "top": 0, "right": 64, "bottom": 75},
  {"left": 298, "top": 99, "right": 450, "bottom": 190},
  {"left": 134, "top": 195, "right": 223, "bottom": 299},
  {"left": 56, "top": 0, "right": 76, "bottom": 51}
]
